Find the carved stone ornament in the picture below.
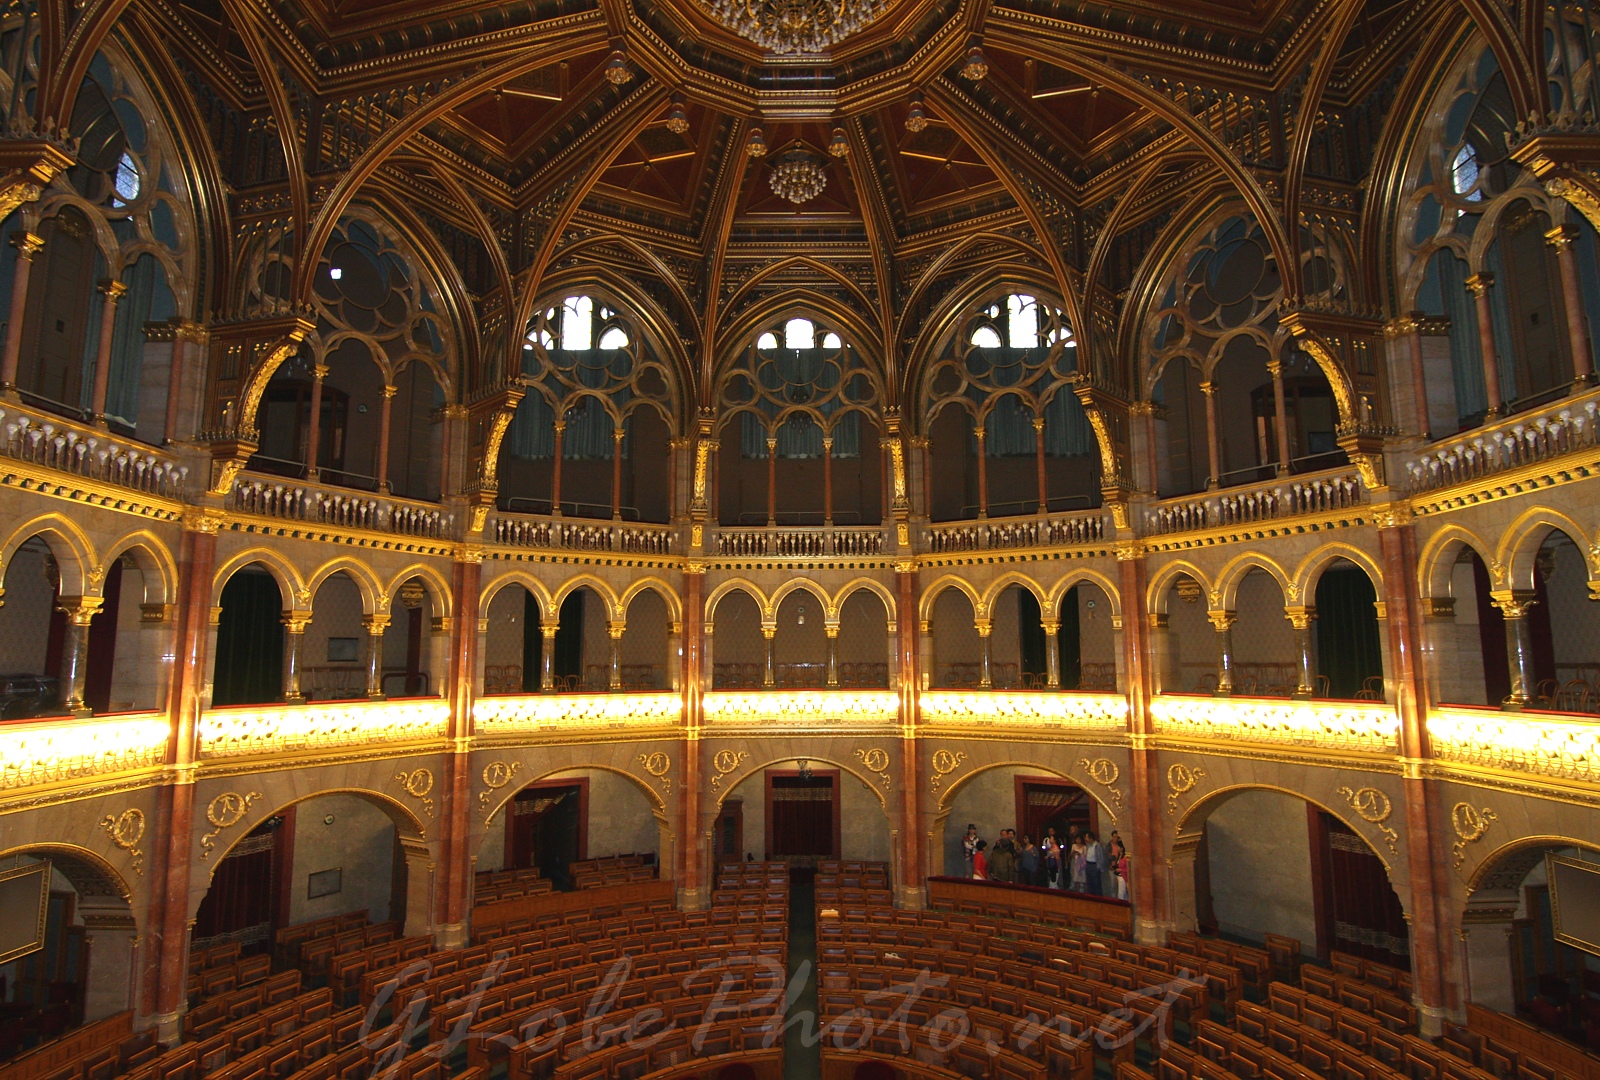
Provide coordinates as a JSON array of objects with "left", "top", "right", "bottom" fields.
[
  {"left": 201, "top": 791, "right": 263, "bottom": 858},
  {"left": 637, "top": 752, "right": 672, "bottom": 794},
  {"left": 1077, "top": 757, "right": 1124, "bottom": 810},
  {"left": 709, "top": 749, "right": 749, "bottom": 792},
  {"left": 479, "top": 761, "right": 522, "bottom": 816},
  {"left": 854, "top": 747, "right": 892, "bottom": 788},
  {"left": 99, "top": 808, "right": 146, "bottom": 875},
  {"left": 1451, "top": 802, "right": 1498, "bottom": 869},
  {"left": 929, "top": 749, "right": 967, "bottom": 792},
  {"left": 1165, "top": 763, "right": 1207, "bottom": 816},
  {"left": 1335, "top": 785, "right": 1399, "bottom": 855},
  {"left": 395, "top": 768, "right": 435, "bottom": 819}
]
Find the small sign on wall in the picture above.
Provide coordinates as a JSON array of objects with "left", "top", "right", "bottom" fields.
[
  {"left": 307, "top": 867, "right": 343, "bottom": 899},
  {"left": 327, "top": 638, "right": 359, "bottom": 663}
]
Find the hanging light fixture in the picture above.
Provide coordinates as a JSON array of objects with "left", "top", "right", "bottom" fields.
[
  {"left": 666, "top": 97, "right": 690, "bottom": 134},
  {"left": 769, "top": 149, "right": 827, "bottom": 204},
  {"left": 906, "top": 93, "right": 927, "bottom": 133},
  {"left": 961, "top": 45, "right": 988, "bottom": 81},
  {"left": 828, "top": 126, "right": 850, "bottom": 157},
  {"left": 604, "top": 50, "right": 633, "bottom": 85},
  {"left": 745, "top": 126, "right": 768, "bottom": 158},
  {"left": 702, "top": 0, "right": 887, "bottom": 55}
]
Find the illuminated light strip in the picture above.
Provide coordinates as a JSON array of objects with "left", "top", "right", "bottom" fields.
[
  {"left": 702, "top": 690, "right": 900, "bottom": 725},
  {"left": 474, "top": 693, "right": 682, "bottom": 732},
  {"left": 1429, "top": 707, "right": 1600, "bottom": 784},
  {"left": 0, "top": 713, "right": 169, "bottom": 790},
  {"left": 199, "top": 700, "right": 449, "bottom": 757},
  {"left": 1150, "top": 695, "right": 1398, "bottom": 752},
  {"left": 919, "top": 690, "right": 1128, "bottom": 729}
]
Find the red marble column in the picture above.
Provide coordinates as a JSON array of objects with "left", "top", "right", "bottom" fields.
[
  {"left": 440, "top": 555, "right": 481, "bottom": 946},
  {"left": 1120, "top": 552, "right": 1167, "bottom": 943},
  {"left": 679, "top": 568, "right": 706, "bottom": 908},
  {"left": 897, "top": 565, "right": 924, "bottom": 908}
]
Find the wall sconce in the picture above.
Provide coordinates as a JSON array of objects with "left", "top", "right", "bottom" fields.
[
  {"left": 797, "top": 604, "right": 806, "bottom": 626},
  {"left": 798, "top": 759, "right": 813, "bottom": 781}
]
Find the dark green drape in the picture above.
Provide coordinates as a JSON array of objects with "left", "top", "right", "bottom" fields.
[
  {"left": 212, "top": 571, "right": 284, "bottom": 706},
  {"left": 522, "top": 589, "right": 542, "bottom": 692},
  {"left": 1018, "top": 588, "right": 1046, "bottom": 681},
  {"left": 554, "top": 590, "right": 584, "bottom": 682},
  {"left": 1059, "top": 584, "right": 1082, "bottom": 689},
  {"left": 1315, "top": 568, "right": 1382, "bottom": 699}
]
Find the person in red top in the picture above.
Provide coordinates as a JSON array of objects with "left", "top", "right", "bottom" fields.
[{"left": 971, "top": 839, "right": 989, "bottom": 880}]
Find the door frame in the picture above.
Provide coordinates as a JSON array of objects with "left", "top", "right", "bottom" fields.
[
  {"left": 763, "top": 768, "right": 841, "bottom": 862},
  {"left": 503, "top": 778, "right": 589, "bottom": 870}
]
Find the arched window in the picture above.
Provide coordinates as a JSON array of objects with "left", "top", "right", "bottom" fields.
[{"left": 1451, "top": 144, "right": 1483, "bottom": 202}]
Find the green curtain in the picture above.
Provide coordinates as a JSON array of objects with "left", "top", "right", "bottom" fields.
[
  {"left": 554, "top": 590, "right": 584, "bottom": 681},
  {"left": 1060, "top": 585, "right": 1082, "bottom": 690},
  {"left": 213, "top": 571, "right": 284, "bottom": 706},
  {"left": 1315, "top": 568, "right": 1382, "bottom": 699},
  {"left": 522, "top": 589, "right": 542, "bottom": 692},
  {"left": 1018, "top": 588, "right": 1046, "bottom": 680}
]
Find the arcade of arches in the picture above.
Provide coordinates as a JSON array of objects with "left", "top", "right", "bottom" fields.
[{"left": 3, "top": 0, "right": 1600, "bottom": 1075}]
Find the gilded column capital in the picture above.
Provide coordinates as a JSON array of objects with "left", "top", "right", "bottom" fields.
[
  {"left": 1464, "top": 272, "right": 1495, "bottom": 296},
  {"left": 97, "top": 278, "right": 129, "bottom": 301},
  {"left": 180, "top": 508, "right": 225, "bottom": 535},
  {"left": 281, "top": 611, "right": 313, "bottom": 634},
  {"left": 1490, "top": 591, "right": 1539, "bottom": 621},
  {"left": 381, "top": 384, "right": 398, "bottom": 399},
  {"left": 363, "top": 614, "right": 391, "bottom": 634},
  {"left": 9, "top": 231, "right": 43, "bottom": 259},
  {"left": 824, "top": 624, "right": 840, "bottom": 639},
  {"left": 607, "top": 622, "right": 626, "bottom": 640},
  {"left": 1545, "top": 223, "right": 1579, "bottom": 251},
  {"left": 57, "top": 595, "right": 104, "bottom": 625},
  {"left": 1206, "top": 610, "right": 1236, "bottom": 632},
  {"left": 1284, "top": 605, "right": 1317, "bottom": 630}
]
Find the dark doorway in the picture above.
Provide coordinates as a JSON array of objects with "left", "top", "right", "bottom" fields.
[
  {"left": 766, "top": 770, "right": 838, "bottom": 866},
  {"left": 83, "top": 559, "right": 122, "bottom": 713},
  {"left": 521, "top": 589, "right": 542, "bottom": 692},
  {"left": 716, "top": 799, "right": 745, "bottom": 864},
  {"left": 192, "top": 812, "right": 291, "bottom": 954},
  {"left": 213, "top": 570, "right": 285, "bottom": 706},
  {"left": 1015, "top": 777, "right": 1096, "bottom": 846},
  {"left": 1314, "top": 565, "right": 1383, "bottom": 699},
  {"left": 1310, "top": 809, "right": 1409, "bottom": 969},
  {"left": 554, "top": 591, "right": 584, "bottom": 689},
  {"left": 506, "top": 781, "right": 587, "bottom": 890},
  {"left": 1018, "top": 588, "right": 1047, "bottom": 687}
]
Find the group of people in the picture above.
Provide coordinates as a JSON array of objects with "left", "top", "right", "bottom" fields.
[{"left": 962, "top": 824, "right": 1128, "bottom": 900}]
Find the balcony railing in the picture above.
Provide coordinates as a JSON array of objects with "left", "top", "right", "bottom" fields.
[
  {"left": 925, "top": 511, "right": 1108, "bottom": 554},
  {"left": 702, "top": 689, "right": 900, "bottom": 726},
  {"left": 0, "top": 404, "right": 186, "bottom": 499},
  {"left": 711, "top": 525, "right": 885, "bottom": 558},
  {"left": 0, "top": 711, "right": 169, "bottom": 792},
  {"left": 492, "top": 515, "right": 676, "bottom": 555},
  {"left": 474, "top": 692, "right": 683, "bottom": 733},
  {"left": 1145, "top": 468, "right": 1366, "bottom": 536},
  {"left": 198, "top": 698, "right": 449, "bottom": 758},
  {"left": 1405, "top": 394, "right": 1600, "bottom": 496},
  {"left": 1149, "top": 694, "right": 1398, "bottom": 753},
  {"left": 1428, "top": 705, "right": 1600, "bottom": 785},
  {"left": 230, "top": 474, "right": 453, "bottom": 538},
  {"left": 918, "top": 690, "right": 1128, "bottom": 730}
]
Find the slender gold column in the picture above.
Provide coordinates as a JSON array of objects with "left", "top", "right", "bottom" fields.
[
  {"left": 1465, "top": 273, "right": 1504, "bottom": 418},
  {"left": 304, "top": 365, "right": 328, "bottom": 479},
  {"left": 282, "top": 613, "right": 310, "bottom": 703},
  {"left": 57, "top": 596, "right": 104, "bottom": 716},
  {"left": 1287, "top": 606, "right": 1316, "bottom": 699},
  {"left": 1033, "top": 416, "right": 1048, "bottom": 512},
  {"left": 1042, "top": 618, "right": 1061, "bottom": 689},
  {"left": 762, "top": 625, "right": 776, "bottom": 688},
  {"left": 0, "top": 231, "right": 43, "bottom": 399},
  {"left": 974, "top": 427, "right": 989, "bottom": 518},
  {"left": 1267, "top": 360, "right": 1292, "bottom": 475},
  {"left": 364, "top": 614, "right": 390, "bottom": 699},
  {"left": 89, "top": 279, "right": 128, "bottom": 427},
  {"left": 375, "top": 384, "right": 396, "bottom": 493},
  {"left": 1209, "top": 610, "right": 1236, "bottom": 695},
  {"left": 1547, "top": 224, "right": 1595, "bottom": 386},
  {"left": 1201, "top": 380, "right": 1221, "bottom": 488},
  {"left": 1492, "top": 593, "right": 1539, "bottom": 710},
  {"left": 825, "top": 625, "right": 839, "bottom": 688}
]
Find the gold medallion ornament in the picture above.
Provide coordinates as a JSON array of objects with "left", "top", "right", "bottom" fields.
[
  {"left": 637, "top": 752, "right": 672, "bottom": 794},
  {"left": 100, "top": 808, "right": 146, "bottom": 875},
  {"left": 201, "top": 791, "right": 263, "bottom": 858},
  {"left": 1077, "top": 758, "right": 1123, "bottom": 810},
  {"left": 1336, "top": 785, "right": 1399, "bottom": 855},
  {"left": 1451, "top": 803, "right": 1498, "bottom": 868},
  {"left": 929, "top": 749, "right": 967, "bottom": 792},
  {"left": 395, "top": 768, "right": 435, "bottom": 818},
  {"left": 854, "top": 747, "right": 892, "bottom": 788},
  {"left": 479, "top": 761, "right": 522, "bottom": 813},
  {"left": 1165, "top": 763, "right": 1207, "bottom": 815},
  {"left": 710, "top": 749, "right": 749, "bottom": 792}
]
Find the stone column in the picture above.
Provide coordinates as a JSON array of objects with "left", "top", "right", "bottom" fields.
[
  {"left": 762, "top": 625, "right": 776, "bottom": 688},
  {"left": 766, "top": 437, "right": 778, "bottom": 525},
  {"left": 1287, "top": 606, "right": 1316, "bottom": 699},
  {"left": 1201, "top": 380, "right": 1221, "bottom": 488},
  {"left": 0, "top": 231, "right": 43, "bottom": 399},
  {"left": 1465, "top": 273, "right": 1504, "bottom": 418},
  {"left": 304, "top": 364, "right": 328, "bottom": 479},
  {"left": 823, "top": 435, "right": 834, "bottom": 527},
  {"left": 608, "top": 622, "right": 624, "bottom": 690},
  {"left": 364, "top": 614, "right": 390, "bottom": 699},
  {"left": 679, "top": 566, "right": 706, "bottom": 908},
  {"left": 1033, "top": 416, "right": 1048, "bottom": 512},
  {"left": 1119, "top": 552, "right": 1168, "bottom": 943},
  {"left": 1547, "top": 224, "right": 1595, "bottom": 386},
  {"left": 612, "top": 427, "right": 626, "bottom": 519},
  {"left": 441, "top": 554, "right": 481, "bottom": 949},
  {"left": 376, "top": 384, "right": 396, "bottom": 493},
  {"left": 1209, "top": 610, "right": 1236, "bottom": 695},
  {"left": 89, "top": 279, "right": 128, "bottom": 427},
  {"left": 896, "top": 564, "right": 925, "bottom": 908},
  {"left": 1267, "top": 359, "right": 1292, "bottom": 475},
  {"left": 1147, "top": 612, "right": 1172, "bottom": 694},
  {"left": 1043, "top": 618, "right": 1061, "bottom": 688},
  {"left": 974, "top": 427, "right": 989, "bottom": 518},
  {"left": 550, "top": 419, "right": 565, "bottom": 515},
  {"left": 825, "top": 625, "right": 839, "bottom": 688},
  {"left": 56, "top": 596, "right": 103, "bottom": 716},
  {"left": 977, "top": 620, "right": 993, "bottom": 688},
  {"left": 1493, "top": 593, "right": 1540, "bottom": 710},
  {"left": 282, "top": 613, "right": 310, "bottom": 703},
  {"left": 540, "top": 622, "right": 558, "bottom": 691}
]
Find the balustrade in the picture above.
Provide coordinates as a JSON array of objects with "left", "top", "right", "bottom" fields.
[
  {"left": 918, "top": 690, "right": 1128, "bottom": 729},
  {"left": 198, "top": 699, "right": 449, "bottom": 757},
  {"left": 1149, "top": 694, "right": 1398, "bottom": 753},
  {"left": 230, "top": 474, "right": 451, "bottom": 538},
  {"left": 712, "top": 525, "right": 885, "bottom": 558},
  {"left": 474, "top": 691, "right": 682, "bottom": 733},
  {"left": 0, "top": 711, "right": 168, "bottom": 791},
  {"left": 701, "top": 689, "right": 900, "bottom": 726},
  {"left": 492, "top": 514, "right": 676, "bottom": 555},
  {"left": 0, "top": 405, "right": 186, "bottom": 499},
  {"left": 1146, "top": 469, "right": 1365, "bottom": 535},
  {"left": 1405, "top": 395, "right": 1600, "bottom": 495},
  {"left": 1428, "top": 706, "right": 1600, "bottom": 785},
  {"left": 925, "top": 511, "right": 1106, "bottom": 553}
]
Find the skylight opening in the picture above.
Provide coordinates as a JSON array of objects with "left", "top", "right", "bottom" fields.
[
  {"left": 560, "top": 295, "right": 593, "bottom": 351},
  {"left": 784, "top": 318, "right": 815, "bottom": 350}
]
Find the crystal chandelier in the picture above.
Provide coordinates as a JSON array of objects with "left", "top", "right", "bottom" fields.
[
  {"left": 769, "top": 150, "right": 827, "bottom": 204},
  {"left": 704, "top": 0, "right": 886, "bottom": 55}
]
